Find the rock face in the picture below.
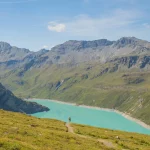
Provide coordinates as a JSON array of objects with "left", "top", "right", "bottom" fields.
[
  {"left": 109, "top": 55, "right": 150, "bottom": 70},
  {"left": 51, "top": 39, "right": 114, "bottom": 52},
  {"left": 48, "top": 37, "right": 150, "bottom": 62},
  {"left": 1, "top": 37, "right": 150, "bottom": 74},
  {"left": 0, "top": 83, "right": 49, "bottom": 114},
  {"left": 1, "top": 37, "right": 150, "bottom": 69},
  {"left": 0, "top": 42, "right": 31, "bottom": 62}
]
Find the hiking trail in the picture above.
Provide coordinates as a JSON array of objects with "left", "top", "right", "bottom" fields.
[{"left": 65, "top": 123, "right": 115, "bottom": 148}]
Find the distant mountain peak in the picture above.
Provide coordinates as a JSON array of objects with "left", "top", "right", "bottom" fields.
[
  {"left": 0, "top": 41, "right": 32, "bottom": 62},
  {"left": 51, "top": 39, "right": 114, "bottom": 53},
  {"left": 0, "top": 41, "right": 11, "bottom": 45},
  {"left": 113, "top": 37, "right": 140, "bottom": 48},
  {"left": 119, "top": 36, "right": 139, "bottom": 42},
  {"left": 0, "top": 41, "right": 12, "bottom": 51},
  {"left": 64, "top": 39, "right": 114, "bottom": 45}
]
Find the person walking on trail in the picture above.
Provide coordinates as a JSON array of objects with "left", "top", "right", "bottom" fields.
[{"left": 68, "top": 117, "right": 71, "bottom": 122}]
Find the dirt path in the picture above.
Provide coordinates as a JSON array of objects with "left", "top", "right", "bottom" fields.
[
  {"left": 98, "top": 139, "right": 115, "bottom": 148},
  {"left": 66, "top": 123, "right": 74, "bottom": 134},
  {"left": 65, "top": 123, "right": 115, "bottom": 149}
]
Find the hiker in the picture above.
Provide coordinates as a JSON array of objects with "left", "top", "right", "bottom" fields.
[{"left": 68, "top": 117, "right": 71, "bottom": 122}]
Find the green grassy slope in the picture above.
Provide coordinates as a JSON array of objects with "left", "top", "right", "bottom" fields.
[
  {"left": 0, "top": 62, "right": 150, "bottom": 125},
  {"left": 0, "top": 110, "right": 150, "bottom": 150},
  {"left": 72, "top": 124, "right": 150, "bottom": 150}
]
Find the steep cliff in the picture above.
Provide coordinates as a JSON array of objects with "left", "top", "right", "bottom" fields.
[{"left": 0, "top": 83, "right": 49, "bottom": 114}]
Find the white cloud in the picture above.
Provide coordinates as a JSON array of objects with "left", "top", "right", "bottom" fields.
[
  {"left": 47, "top": 9, "right": 149, "bottom": 40},
  {"left": 42, "top": 45, "right": 55, "bottom": 50},
  {"left": 63, "top": 9, "right": 140, "bottom": 37},
  {"left": 48, "top": 22, "right": 66, "bottom": 32},
  {"left": 42, "top": 45, "right": 48, "bottom": 49}
]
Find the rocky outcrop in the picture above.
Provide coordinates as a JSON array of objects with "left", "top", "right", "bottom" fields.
[
  {"left": 113, "top": 37, "right": 138, "bottom": 48},
  {"left": 0, "top": 42, "right": 31, "bottom": 62},
  {"left": 139, "top": 56, "right": 150, "bottom": 68},
  {"left": 110, "top": 56, "right": 139, "bottom": 68},
  {"left": 109, "top": 55, "right": 150, "bottom": 70},
  {"left": 0, "top": 83, "right": 49, "bottom": 114},
  {"left": 51, "top": 39, "right": 114, "bottom": 52}
]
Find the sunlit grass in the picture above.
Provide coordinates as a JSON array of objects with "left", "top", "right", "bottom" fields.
[{"left": 0, "top": 110, "right": 150, "bottom": 150}]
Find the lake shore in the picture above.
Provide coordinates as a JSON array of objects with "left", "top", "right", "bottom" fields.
[{"left": 26, "top": 98, "right": 150, "bottom": 130}]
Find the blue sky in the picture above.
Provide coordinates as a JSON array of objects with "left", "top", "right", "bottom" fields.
[{"left": 0, "top": 0, "right": 150, "bottom": 51}]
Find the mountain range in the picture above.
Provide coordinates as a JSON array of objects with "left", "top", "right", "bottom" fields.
[
  {"left": 1, "top": 37, "right": 150, "bottom": 65},
  {"left": 0, "top": 37, "right": 150, "bottom": 125}
]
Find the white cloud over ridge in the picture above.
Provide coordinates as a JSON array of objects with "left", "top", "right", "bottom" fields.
[
  {"left": 48, "top": 22, "right": 66, "bottom": 32},
  {"left": 65, "top": 9, "right": 140, "bottom": 37},
  {"left": 42, "top": 45, "right": 48, "bottom": 49},
  {"left": 47, "top": 9, "right": 149, "bottom": 40}
]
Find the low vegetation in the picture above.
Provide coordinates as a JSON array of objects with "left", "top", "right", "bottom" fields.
[
  {"left": 0, "top": 110, "right": 150, "bottom": 150},
  {"left": 73, "top": 124, "right": 150, "bottom": 150}
]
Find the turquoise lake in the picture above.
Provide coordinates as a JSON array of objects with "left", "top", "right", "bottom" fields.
[{"left": 31, "top": 99, "right": 150, "bottom": 135}]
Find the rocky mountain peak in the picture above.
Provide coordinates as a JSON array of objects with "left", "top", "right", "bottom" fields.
[
  {"left": 38, "top": 48, "right": 49, "bottom": 54},
  {"left": 113, "top": 37, "right": 139, "bottom": 48},
  {"left": 51, "top": 39, "right": 114, "bottom": 53},
  {"left": 0, "top": 42, "right": 12, "bottom": 51},
  {"left": 0, "top": 42, "right": 32, "bottom": 62},
  {"left": 12, "top": 47, "right": 30, "bottom": 53},
  {"left": 64, "top": 39, "right": 114, "bottom": 48}
]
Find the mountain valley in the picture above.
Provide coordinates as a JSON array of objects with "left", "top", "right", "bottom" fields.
[{"left": 0, "top": 37, "right": 150, "bottom": 125}]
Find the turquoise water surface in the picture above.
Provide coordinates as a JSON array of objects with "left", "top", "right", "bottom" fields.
[{"left": 31, "top": 99, "right": 150, "bottom": 135}]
